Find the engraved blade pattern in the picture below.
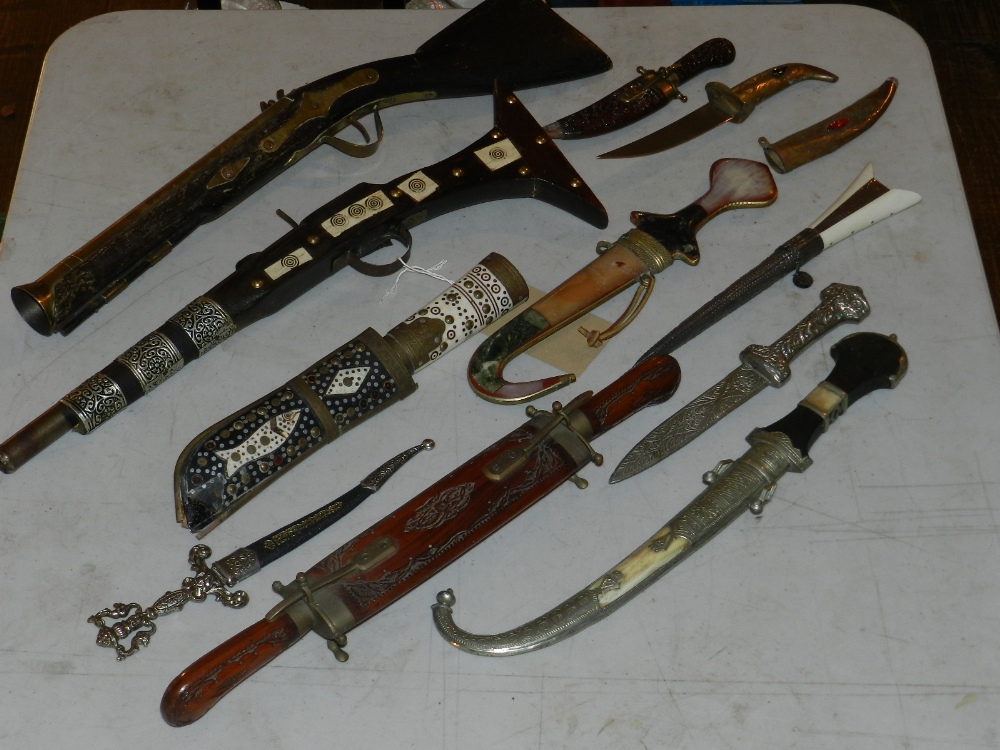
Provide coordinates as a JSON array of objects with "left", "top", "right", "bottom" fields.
[{"left": 610, "top": 283, "right": 869, "bottom": 482}]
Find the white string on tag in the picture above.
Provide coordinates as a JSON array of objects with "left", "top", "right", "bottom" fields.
[{"left": 381, "top": 259, "right": 453, "bottom": 303}]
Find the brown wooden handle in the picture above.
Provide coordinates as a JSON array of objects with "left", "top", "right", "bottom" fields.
[
  {"left": 670, "top": 38, "right": 736, "bottom": 84},
  {"left": 578, "top": 355, "right": 681, "bottom": 438},
  {"left": 160, "top": 612, "right": 303, "bottom": 726}
]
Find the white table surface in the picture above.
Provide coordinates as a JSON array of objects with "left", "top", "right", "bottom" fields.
[{"left": 1, "top": 5, "right": 997, "bottom": 748}]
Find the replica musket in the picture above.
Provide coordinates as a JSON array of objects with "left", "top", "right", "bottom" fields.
[
  {"left": 0, "top": 82, "right": 606, "bottom": 475},
  {"left": 543, "top": 38, "right": 736, "bottom": 140},
  {"left": 467, "top": 162, "right": 918, "bottom": 406},
  {"left": 90, "top": 439, "right": 433, "bottom": 661},
  {"left": 174, "top": 253, "right": 528, "bottom": 535},
  {"left": 161, "top": 352, "right": 682, "bottom": 726},
  {"left": 431, "top": 332, "right": 907, "bottom": 655},
  {"left": 9, "top": 0, "right": 611, "bottom": 337},
  {"left": 467, "top": 157, "right": 778, "bottom": 404}
]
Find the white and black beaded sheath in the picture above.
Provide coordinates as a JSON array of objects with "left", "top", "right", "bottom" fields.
[{"left": 175, "top": 253, "right": 527, "bottom": 535}]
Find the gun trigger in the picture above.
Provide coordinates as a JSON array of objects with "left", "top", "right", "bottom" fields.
[
  {"left": 275, "top": 208, "right": 300, "bottom": 229},
  {"left": 346, "top": 226, "right": 413, "bottom": 278},
  {"left": 320, "top": 109, "right": 384, "bottom": 159}
]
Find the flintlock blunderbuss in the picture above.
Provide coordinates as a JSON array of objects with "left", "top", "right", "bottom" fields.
[
  {"left": 10, "top": 0, "right": 610, "bottom": 337},
  {"left": 0, "top": 82, "right": 606, "bottom": 474}
]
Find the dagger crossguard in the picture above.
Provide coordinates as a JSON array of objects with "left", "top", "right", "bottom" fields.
[
  {"left": 88, "top": 544, "right": 249, "bottom": 660},
  {"left": 482, "top": 391, "right": 602, "bottom": 486}
]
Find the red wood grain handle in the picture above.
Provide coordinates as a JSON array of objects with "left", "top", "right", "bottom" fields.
[
  {"left": 160, "top": 612, "right": 303, "bottom": 726},
  {"left": 578, "top": 355, "right": 681, "bottom": 438}
]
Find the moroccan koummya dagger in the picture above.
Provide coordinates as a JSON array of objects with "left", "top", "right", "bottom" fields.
[
  {"left": 611, "top": 282, "right": 870, "bottom": 483},
  {"left": 89, "top": 439, "right": 433, "bottom": 661},
  {"left": 0, "top": 81, "right": 606, "bottom": 475},
  {"left": 431, "top": 332, "right": 907, "bottom": 656},
  {"left": 160, "top": 353, "right": 682, "bottom": 725},
  {"left": 543, "top": 38, "right": 736, "bottom": 140},
  {"left": 175, "top": 253, "right": 528, "bottom": 535},
  {"left": 11, "top": 0, "right": 612, "bottom": 336}
]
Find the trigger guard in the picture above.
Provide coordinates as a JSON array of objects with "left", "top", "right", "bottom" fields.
[{"left": 345, "top": 227, "right": 413, "bottom": 277}]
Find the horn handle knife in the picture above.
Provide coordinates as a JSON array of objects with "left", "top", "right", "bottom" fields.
[
  {"left": 545, "top": 38, "right": 736, "bottom": 140},
  {"left": 637, "top": 163, "right": 920, "bottom": 364},
  {"left": 598, "top": 62, "right": 838, "bottom": 159}
]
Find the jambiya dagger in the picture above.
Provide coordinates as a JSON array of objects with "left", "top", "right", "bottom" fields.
[
  {"left": 431, "top": 332, "right": 908, "bottom": 656},
  {"left": 0, "top": 81, "right": 606, "bottom": 475},
  {"left": 174, "top": 253, "right": 528, "bottom": 535},
  {"left": 159, "top": 351, "right": 683, "bottom": 726},
  {"left": 89, "top": 439, "right": 433, "bottom": 661}
]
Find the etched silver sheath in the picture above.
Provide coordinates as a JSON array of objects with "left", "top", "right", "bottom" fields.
[
  {"left": 432, "top": 429, "right": 812, "bottom": 656},
  {"left": 430, "top": 332, "right": 908, "bottom": 657},
  {"left": 609, "top": 282, "right": 869, "bottom": 483}
]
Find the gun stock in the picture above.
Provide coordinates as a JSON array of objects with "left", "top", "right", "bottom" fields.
[
  {"left": 0, "top": 81, "right": 606, "bottom": 475},
  {"left": 11, "top": 0, "right": 611, "bottom": 336}
]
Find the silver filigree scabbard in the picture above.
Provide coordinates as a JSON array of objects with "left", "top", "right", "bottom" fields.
[
  {"left": 610, "top": 282, "right": 869, "bottom": 483},
  {"left": 432, "top": 429, "right": 810, "bottom": 656}
]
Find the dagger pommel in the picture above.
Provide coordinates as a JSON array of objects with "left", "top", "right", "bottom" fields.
[
  {"left": 768, "top": 331, "right": 907, "bottom": 458},
  {"left": 161, "top": 612, "right": 303, "bottom": 727}
]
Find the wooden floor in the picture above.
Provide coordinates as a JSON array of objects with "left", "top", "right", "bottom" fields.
[{"left": 2, "top": 0, "right": 998, "bottom": 320}]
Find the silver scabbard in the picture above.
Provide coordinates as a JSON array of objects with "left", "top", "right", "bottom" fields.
[{"left": 432, "top": 429, "right": 810, "bottom": 656}]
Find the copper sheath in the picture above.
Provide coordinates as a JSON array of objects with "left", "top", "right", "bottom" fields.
[{"left": 758, "top": 77, "right": 897, "bottom": 174}]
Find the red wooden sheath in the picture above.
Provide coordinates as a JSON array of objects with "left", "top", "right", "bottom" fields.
[{"left": 161, "top": 355, "right": 680, "bottom": 725}]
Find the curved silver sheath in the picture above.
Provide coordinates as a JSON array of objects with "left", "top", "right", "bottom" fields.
[{"left": 432, "top": 429, "right": 810, "bottom": 656}]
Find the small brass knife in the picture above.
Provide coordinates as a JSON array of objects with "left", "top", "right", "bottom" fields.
[{"left": 599, "top": 62, "right": 838, "bottom": 159}]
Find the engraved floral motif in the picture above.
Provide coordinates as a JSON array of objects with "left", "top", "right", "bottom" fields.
[
  {"left": 404, "top": 482, "right": 475, "bottom": 532},
  {"left": 170, "top": 298, "right": 236, "bottom": 356},
  {"left": 61, "top": 373, "right": 128, "bottom": 433},
  {"left": 117, "top": 332, "right": 184, "bottom": 393}
]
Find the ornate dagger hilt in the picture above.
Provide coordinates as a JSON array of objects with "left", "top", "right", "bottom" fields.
[
  {"left": 741, "top": 282, "right": 870, "bottom": 386},
  {"left": 89, "top": 439, "right": 432, "bottom": 660},
  {"left": 89, "top": 545, "right": 250, "bottom": 661}
]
